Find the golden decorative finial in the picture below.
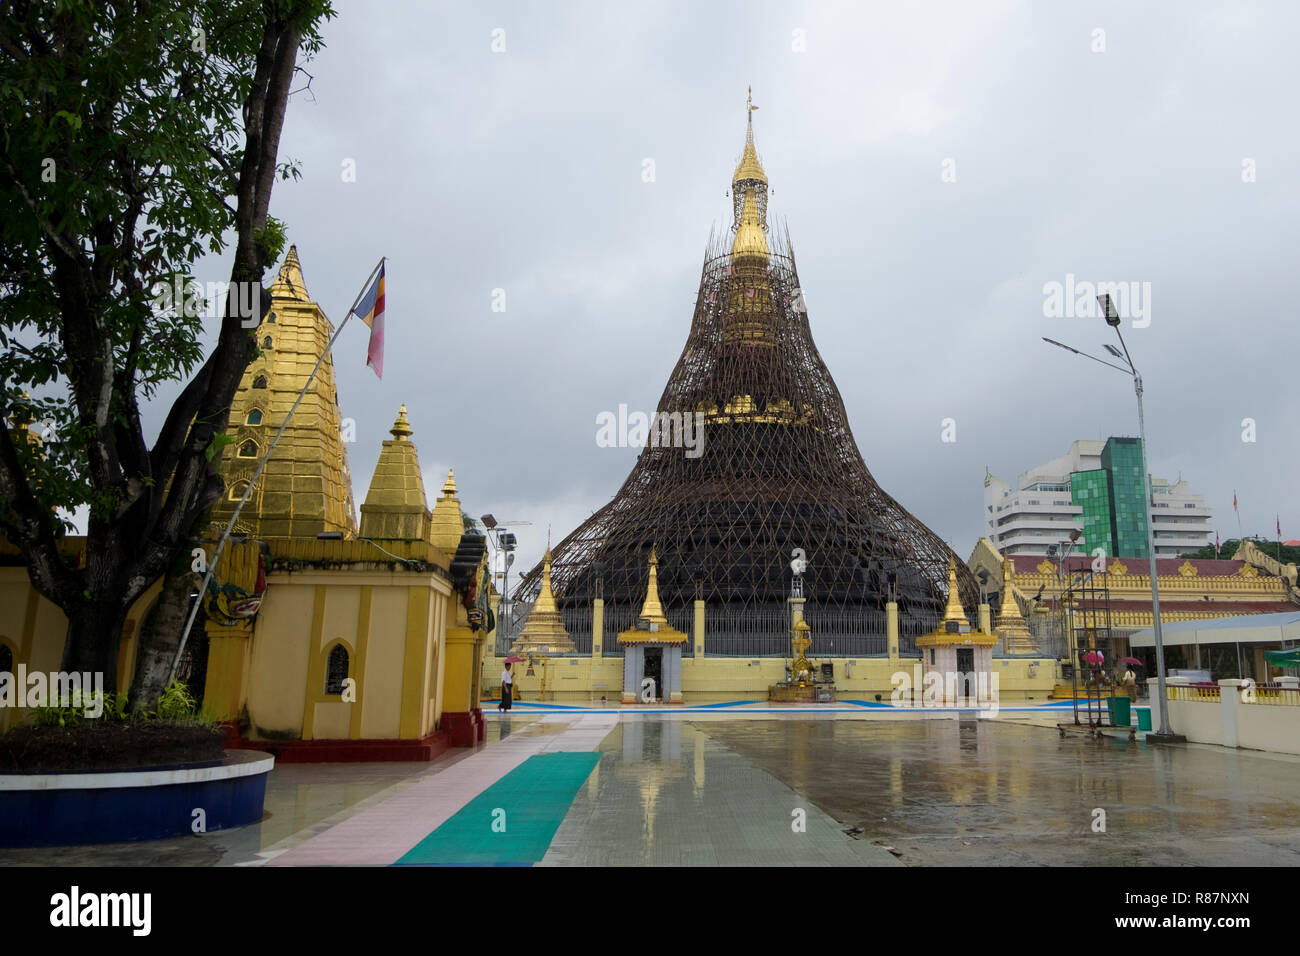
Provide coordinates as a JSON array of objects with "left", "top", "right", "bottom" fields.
[
  {"left": 390, "top": 404, "right": 412, "bottom": 440},
  {"left": 270, "top": 244, "right": 309, "bottom": 300},
  {"left": 733, "top": 88, "right": 767, "bottom": 185},
  {"left": 942, "top": 555, "right": 970, "bottom": 625},
  {"left": 441, "top": 468, "right": 457, "bottom": 496}
]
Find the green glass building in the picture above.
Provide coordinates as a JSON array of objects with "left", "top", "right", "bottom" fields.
[{"left": 1068, "top": 437, "right": 1151, "bottom": 558}]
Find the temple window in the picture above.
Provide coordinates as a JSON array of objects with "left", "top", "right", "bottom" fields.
[
  {"left": 325, "top": 644, "right": 350, "bottom": 695},
  {"left": 228, "top": 481, "right": 249, "bottom": 501},
  {"left": 238, "top": 440, "right": 258, "bottom": 458},
  {"left": 262, "top": 336, "right": 273, "bottom": 349},
  {"left": 266, "top": 312, "right": 275, "bottom": 323},
  {"left": 252, "top": 374, "right": 268, "bottom": 389},
  {"left": 245, "top": 409, "right": 263, "bottom": 426}
]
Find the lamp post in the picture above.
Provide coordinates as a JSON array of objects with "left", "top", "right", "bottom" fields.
[
  {"left": 480, "top": 515, "right": 519, "bottom": 653},
  {"left": 1041, "top": 294, "right": 1179, "bottom": 740}
]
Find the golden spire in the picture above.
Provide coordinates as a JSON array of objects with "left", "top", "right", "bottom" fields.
[
  {"left": 731, "top": 191, "right": 770, "bottom": 259},
  {"left": 639, "top": 547, "right": 667, "bottom": 623},
  {"left": 616, "top": 546, "right": 688, "bottom": 646},
  {"left": 993, "top": 555, "right": 1038, "bottom": 653},
  {"left": 534, "top": 548, "right": 559, "bottom": 616},
  {"left": 732, "top": 87, "right": 767, "bottom": 185},
  {"left": 390, "top": 404, "right": 412, "bottom": 440},
  {"left": 427, "top": 467, "right": 463, "bottom": 553},
  {"left": 359, "top": 405, "right": 427, "bottom": 540},
  {"left": 998, "top": 556, "right": 1020, "bottom": 620},
  {"left": 513, "top": 545, "right": 576, "bottom": 652},
  {"left": 942, "top": 555, "right": 970, "bottom": 625},
  {"left": 729, "top": 87, "right": 770, "bottom": 262},
  {"left": 269, "top": 244, "right": 309, "bottom": 300}
]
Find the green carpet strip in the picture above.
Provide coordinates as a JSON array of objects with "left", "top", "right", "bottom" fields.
[{"left": 395, "top": 752, "right": 600, "bottom": 865}]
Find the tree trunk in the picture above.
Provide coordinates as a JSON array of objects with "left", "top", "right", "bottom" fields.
[
  {"left": 60, "top": 604, "right": 124, "bottom": 695},
  {"left": 128, "top": 558, "right": 198, "bottom": 714}
]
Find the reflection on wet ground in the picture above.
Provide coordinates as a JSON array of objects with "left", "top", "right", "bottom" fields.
[
  {"left": 697, "top": 718, "right": 1300, "bottom": 865},
  {"left": 5, "top": 713, "right": 1297, "bottom": 866},
  {"left": 540, "top": 719, "right": 899, "bottom": 866}
]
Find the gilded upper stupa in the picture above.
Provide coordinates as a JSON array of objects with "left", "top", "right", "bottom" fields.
[
  {"left": 358, "top": 405, "right": 429, "bottom": 540},
  {"left": 211, "top": 245, "right": 357, "bottom": 539}
]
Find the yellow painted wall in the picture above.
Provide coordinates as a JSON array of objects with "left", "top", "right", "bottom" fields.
[
  {"left": 0, "top": 567, "right": 160, "bottom": 731},
  {"left": 502, "top": 653, "right": 1059, "bottom": 703},
  {"left": 242, "top": 568, "right": 455, "bottom": 741}
]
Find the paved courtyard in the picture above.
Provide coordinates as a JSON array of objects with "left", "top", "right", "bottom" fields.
[{"left": 3, "top": 705, "right": 1298, "bottom": 866}]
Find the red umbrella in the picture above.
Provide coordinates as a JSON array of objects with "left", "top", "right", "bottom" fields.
[
  {"left": 1120, "top": 657, "right": 1144, "bottom": 666},
  {"left": 502, "top": 655, "right": 525, "bottom": 664}
]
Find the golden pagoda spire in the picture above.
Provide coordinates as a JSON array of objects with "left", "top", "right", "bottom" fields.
[
  {"left": 269, "top": 244, "right": 309, "bottom": 300},
  {"left": 729, "top": 88, "right": 770, "bottom": 264},
  {"left": 993, "top": 555, "right": 1038, "bottom": 653},
  {"left": 998, "top": 556, "right": 1021, "bottom": 621},
  {"left": 942, "top": 555, "right": 970, "bottom": 626},
  {"left": 732, "top": 86, "right": 767, "bottom": 185},
  {"left": 513, "top": 545, "right": 576, "bottom": 652},
  {"left": 428, "top": 467, "right": 463, "bottom": 553},
  {"left": 211, "top": 244, "right": 357, "bottom": 539},
  {"left": 639, "top": 547, "right": 668, "bottom": 623},
  {"left": 359, "top": 404, "right": 428, "bottom": 540},
  {"left": 616, "top": 547, "right": 688, "bottom": 646}
]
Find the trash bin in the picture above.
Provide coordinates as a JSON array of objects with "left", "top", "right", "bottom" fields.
[
  {"left": 1136, "top": 707, "right": 1152, "bottom": 731},
  {"left": 1108, "top": 694, "right": 1131, "bottom": 727}
]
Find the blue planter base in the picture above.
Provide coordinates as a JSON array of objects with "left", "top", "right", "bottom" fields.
[{"left": 0, "top": 750, "right": 274, "bottom": 848}]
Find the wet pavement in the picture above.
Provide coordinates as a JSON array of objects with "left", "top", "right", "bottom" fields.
[
  {"left": 3, "top": 711, "right": 1298, "bottom": 866},
  {"left": 697, "top": 717, "right": 1300, "bottom": 865},
  {"left": 540, "top": 719, "right": 899, "bottom": 866}
]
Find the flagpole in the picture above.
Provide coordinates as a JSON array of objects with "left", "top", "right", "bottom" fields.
[
  {"left": 168, "top": 257, "right": 386, "bottom": 685},
  {"left": 1234, "top": 491, "right": 1243, "bottom": 550}
]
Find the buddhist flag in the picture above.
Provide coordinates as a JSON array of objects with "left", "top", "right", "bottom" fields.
[
  {"left": 351, "top": 260, "right": 386, "bottom": 379},
  {"left": 1233, "top": 491, "right": 1238, "bottom": 513}
]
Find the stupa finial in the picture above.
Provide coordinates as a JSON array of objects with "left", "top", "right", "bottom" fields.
[{"left": 390, "top": 404, "right": 412, "bottom": 440}]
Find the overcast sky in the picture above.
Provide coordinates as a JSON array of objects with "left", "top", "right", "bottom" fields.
[{"left": 159, "top": 0, "right": 1299, "bottom": 579}]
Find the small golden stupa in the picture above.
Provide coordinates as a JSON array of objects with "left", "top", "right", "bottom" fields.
[
  {"left": 992, "top": 556, "right": 1038, "bottom": 654},
  {"left": 617, "top": 548, "right": 689, "bottom": 645},
  {"left": 512, "top": 546, "right": 576, "bottom": 653}
]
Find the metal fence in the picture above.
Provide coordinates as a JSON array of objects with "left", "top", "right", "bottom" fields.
[
  {"left": 704, "top": 604, "right": 794, "bottom": 656},
  {"left": 803, "top": 605, "right": 891, "bottom": 657}
]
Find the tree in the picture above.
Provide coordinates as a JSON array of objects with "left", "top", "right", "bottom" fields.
[
  {"left": 1181, "top": 537, "right": 1300, "bottom": 565},
  {"left": 0, "top": 0, "right": 335, "bottom": 692}
]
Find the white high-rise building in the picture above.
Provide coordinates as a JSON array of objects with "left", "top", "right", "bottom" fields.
[{"left": 984, "top": 439, "right": 1214, "bottom": 558}]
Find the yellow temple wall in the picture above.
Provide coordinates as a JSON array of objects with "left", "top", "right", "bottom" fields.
[
  {"left": 243, "top": 568, "right": 455, "bottom": 741},
  {"left": 494, "top": 652, "right": 1058, "bottom": 703},
  {"left": 0, "top": 565, "right": 161, "bottom": 732}
]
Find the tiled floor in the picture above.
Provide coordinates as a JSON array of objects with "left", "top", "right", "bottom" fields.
[
  {"left": 5, "top": 708, "right": 1298, "bottom": 866},
  {"left": 538, "top": 720, "right": 900, "bottom": 866}
]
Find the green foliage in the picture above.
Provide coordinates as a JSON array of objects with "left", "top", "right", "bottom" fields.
[
  {"left": 1181, "top": 537, "right": 1300, "bottom": 565},
  {"left": 30, "top": 689, "right": 127, "bottom": 727},
  {"left": 19, "top": 682, "right": 211, "bottom": 732},
  {"left": 0, "top": 0, "right": 336, "bottom": 526},
  {"left": 155, "top": 679, "right": 197, "bottom": 720}
]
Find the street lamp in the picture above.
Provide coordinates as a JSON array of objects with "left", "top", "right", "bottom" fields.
[
  {"left": 1041, "top": 293, "right": 1180, "bottom": 740},
  {"left": 480, "top": 514, "right": 520, "bottom": 651}
]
